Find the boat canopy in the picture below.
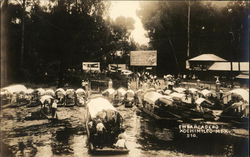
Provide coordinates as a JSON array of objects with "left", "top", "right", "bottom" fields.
[
  {"left": 76, "top": 88, "right": 86, "bottom": 94},
  {"left": 40, "top": 95, "right": 53, "bottom": 104},
  {"left": 164, "top": 90, "right": 172, "bottom": 95},
  {"left": 36, "top": 88, "right": 45, "bottom": 95},
  {"left": 158, "top": 95, "right": 173, "bottom": 105},
  {"left": 170, "top": 92, "right": 185, "bottom": 100},
  {"left": 195, "top": 98, "right": 206, "bottom": 105},
  {"left": 66, "top": 89, "right": 75, "bottom": 95},
  {"left": 102, "top": 88, "right": 116, "bottom": 95},
  {"left": 229, "top": 88, "right": 249, "bottom": 103},
  {"left": 117, "top": 88, "right": 127, "bottom": 96},
  {"left": 126, "top": 89, "right": 135, "bottom": 95},
  {"left": 56, "top": 88, "right": 66, "bottom": 95},
  {"left": 189, "top": 88, "right": 198, "bottom": 93},
  {"left": 45, "top": 89, "right": 55, "bottom": 96},
  {"left": 87, "top": 97, "right": 117, "bottom": 119},
  {"left": 173, "top": 87, "right": 186, "bottom": 93},
  {"left": 200, "top": 89, "right": 212, "bottom": 97},
  {"left": 144, "top": 88, "right": 156, "bottom": 93},
  {"left": 143, "top": 91, "right": 163, "bottom": 104},
  {"left": 2, "top": 84, "right": 27, "bottom": 94},
  {"left": 26, "top": 88, "right": 34, "bottom": 94}
]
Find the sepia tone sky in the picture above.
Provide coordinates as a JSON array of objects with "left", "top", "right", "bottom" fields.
[{"left": 108, "top": 1, "right": 230, "bottom": 46}]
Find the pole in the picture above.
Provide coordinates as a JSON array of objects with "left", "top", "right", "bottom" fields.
[
  {"left": 20, "top": 0, "right": 26, "bottom": 68},
  {"left": 187, "top": 0, "right": 190, "bottom": 59},
  {"left": 186, "top": 0, "right": 191, "bottom": 71}
]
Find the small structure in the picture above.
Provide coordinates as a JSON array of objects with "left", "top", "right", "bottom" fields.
[{"left": 188, "top": 54, "right": 226, "bottom": 71}]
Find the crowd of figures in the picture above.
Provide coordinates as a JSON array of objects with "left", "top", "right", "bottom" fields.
[{"left": 0, "top": 85, "right": 89, "bottom": 119}]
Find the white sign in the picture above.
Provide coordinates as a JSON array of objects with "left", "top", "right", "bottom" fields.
[
  {"left": 130, "top": 50, "right": 157, "bottom": 66},
  {"left": 108, "top": 64, "right": 126, "bottom": 72},
  {"left": 82, "top": 62, "right": 100, "bottom": 71}
]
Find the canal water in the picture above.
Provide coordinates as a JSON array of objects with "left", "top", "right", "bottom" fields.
[{"left": 0, "top": 104, "right": 248, "bottom": 157}]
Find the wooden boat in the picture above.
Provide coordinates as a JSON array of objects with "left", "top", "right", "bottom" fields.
[
  {"left": 39, "top": 95, "right": 57, "bottom": 119},
  {"left": 141, "top": 91, "right": 218, "bottom": 122},
  {"left": 141, "top": 91, "right": 179, "bottom": 121},
  {"left": 55, "top": 88, "right": 66, "bottom": 107},
  {"left": 65, "top": 89, "right": 76, "bottom": 106},
  {"left": 220, "top": 89, "right": 249, "bottom": 126},
  {"left": 85, "top": 97, "right": 129, "bottom": 154},
  {"left": 75, "top": 88, "right": 87, "bottom": 106}
]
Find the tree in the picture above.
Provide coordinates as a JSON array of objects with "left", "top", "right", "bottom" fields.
[{"left": 3, "top": 0, "right": 137, "bottom": 85}]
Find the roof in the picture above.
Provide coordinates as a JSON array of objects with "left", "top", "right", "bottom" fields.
[
  {"left": 189, "top": 54, "right": 226, "bottom": 62},
  {"left": 209, "top": 62, "right": 249, "bottom": 71}
]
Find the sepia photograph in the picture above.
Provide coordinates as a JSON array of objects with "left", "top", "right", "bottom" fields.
[{"left": 0, "top": 0, "right": 249, "bottom": 156}]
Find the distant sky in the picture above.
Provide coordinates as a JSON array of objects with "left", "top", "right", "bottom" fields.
[
  {"left": 108, "top": 1, "right": 150, "bottom": 46},
  {"left": 108, "top": 1, "right": 230, "bottom": 46}
]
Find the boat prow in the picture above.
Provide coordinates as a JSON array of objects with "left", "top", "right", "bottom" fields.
[{"left": 88, "top": 143, "right": 129, "bottom": 155}]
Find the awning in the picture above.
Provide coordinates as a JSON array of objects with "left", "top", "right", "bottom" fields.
[
  {"left": 143, "top": 91, "right": 163, "bottom": 104},
  {"left": 209, "top": 62, "right": 249, "bottom": 71},
  {"left": 189, "top": 54, "right": 226, "bottom": 62}
]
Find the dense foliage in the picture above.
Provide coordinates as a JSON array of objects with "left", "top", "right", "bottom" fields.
[{"left": 2, "top": 0, "right": 137, "bottom": 86}]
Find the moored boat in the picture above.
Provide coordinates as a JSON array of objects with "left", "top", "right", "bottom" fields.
[{"left": 85, "top": 97, "right": 129, "bottom": 154}]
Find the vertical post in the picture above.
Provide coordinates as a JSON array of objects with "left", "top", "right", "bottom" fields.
[
  {"left": 20, "top": 0, "right": 26, "bottom": 68},
  {"left": 187, "top": 0, "right": 190, "bottom": 59},
  {"left": 186, "top": 0, "right": 191, "bottom": 71}
]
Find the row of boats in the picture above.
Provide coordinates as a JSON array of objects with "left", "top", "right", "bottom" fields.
[
  {"left": 1, "top": 84, "right": 249, "bottom": 154},
  {"left": 0, "top": 84, "right": 88, "bottom": 107},
  {"left": 102, "top": 86, "right": 249, "bottom": 124}
]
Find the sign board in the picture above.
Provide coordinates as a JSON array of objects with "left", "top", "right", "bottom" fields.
[
  {"left": 108, "top": 64, "right": 126, "bottom": 72},
  {"left": 82, "top": 62, "right": 100, "bottom": 71},
  {"left": 130, "top": 50, "right": 157, "bottom": 66}
]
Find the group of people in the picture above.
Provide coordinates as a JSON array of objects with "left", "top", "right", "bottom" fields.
[{"left": 88, "top": 109, "right": 125, "bottom": 148}]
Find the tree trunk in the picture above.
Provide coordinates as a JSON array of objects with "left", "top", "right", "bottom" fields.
[{"left": 20, "top": 0, "right": 26, "bottom": 68}]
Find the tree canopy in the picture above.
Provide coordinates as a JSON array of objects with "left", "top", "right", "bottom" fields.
[
  {"left": 2, "top": 0, "right": 137, "bottom": 86},
  {"left": 137, "top": 1, "right": 249, "bottom": 74}
]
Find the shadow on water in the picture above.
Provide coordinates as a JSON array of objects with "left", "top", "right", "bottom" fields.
[
  {"left": 137, "top": 112, "right": 249, "bottom": 157},
  {"left": 0, "top": 142, "right": 15, "bottom": 157},
  {"left": 51, "top": 126, "right": 86, "bottom": 155}
]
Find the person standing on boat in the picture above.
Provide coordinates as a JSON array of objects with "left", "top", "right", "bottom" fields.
[
  {"left": 96, "top": 119, "right": 106, "bottom": 148},
  {"left": 51, "top": 99, "right": 58, "bottom": 119}
]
